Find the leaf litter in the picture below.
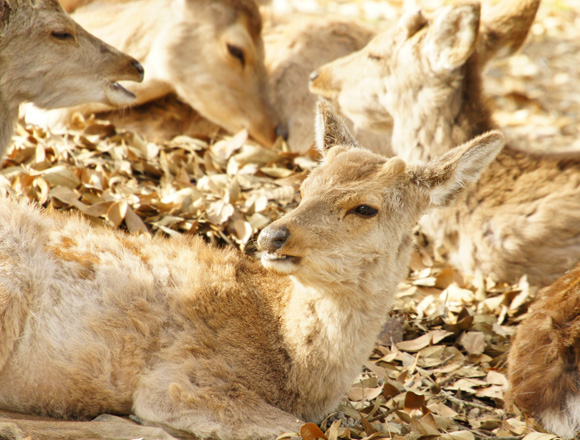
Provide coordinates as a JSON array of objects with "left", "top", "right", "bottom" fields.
[{"left": 1, "top": 0, "right": 579, "bottom": 439}]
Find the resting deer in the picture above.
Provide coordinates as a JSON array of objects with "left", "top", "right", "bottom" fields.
[
  {"left": 0, "top": 102, "right": 504, "bottom": 440},
  {"left": 309, "top": 0, "right": 580, "bottom": 288},
  {"left": 25, "top": 0, "right": 285, "bottom": 147},
  {"left": 507, "top": 263, "right": 580, "bottom": 439},
  {"left": 266, "top": 16, "right": 391, "bottom": 154},
  {"left": 0, "top": 0, "right": 143, "bottom": 161}
]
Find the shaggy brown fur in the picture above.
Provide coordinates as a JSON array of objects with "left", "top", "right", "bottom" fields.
[
  {"left": 0, "top": 103, "right": 504, "bottom": 440},
  {"left": 507, "top": 264, "right": 580, "bottom": 438},
  {"left": 0, "top": 0, "right": 143, "bottom": 161},
  {"left": 308, "top": 0, "right": 580, "bottom": 287},
  {"left": 25, "top": 0, "right": 283, "bottom": 147}
]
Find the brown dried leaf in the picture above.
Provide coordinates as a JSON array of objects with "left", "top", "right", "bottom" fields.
[
  {"left": 396, "top": 330, "right": 453, "bottom": 352},
  {"left": 460, "top": 332, "right": 486, "bottom": 356},
  {"left": 300, "top": 423, "right": 327, "bottom": 440},
  {"left": 404, "top": 391, "right": 425, "bottom": 412}
]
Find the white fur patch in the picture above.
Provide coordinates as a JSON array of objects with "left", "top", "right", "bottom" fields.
[{"left": 541, "top": 395, "right": 580, "bottom": 439}]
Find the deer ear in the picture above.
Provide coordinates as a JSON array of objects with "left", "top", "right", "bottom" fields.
[
  {"left": 477, "top": 0, "right": 539, "bottom": 65},
  {"left": 398, "top": 9, "right": 427, "bottom": 40},
  {"left": 315, "top": 100, "right": 360, "bottom": 156},
  {"left": 423, "top": 3, "right": 480, "bottom": 73},
  {"left": 0, "top": 0, "right": 13, "bottom": 29},
  {"left": 412, "top": 131, "right": 505, "bottom": 207}
]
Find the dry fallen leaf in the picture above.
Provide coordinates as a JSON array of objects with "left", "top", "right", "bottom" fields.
[{"left": 1, "top": 2, "right": 576, "bottom": 439}]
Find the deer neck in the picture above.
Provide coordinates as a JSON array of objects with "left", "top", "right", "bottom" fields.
[
  {"left": 281, "top": 249, "right": 410, "bottom": 421},
  {"left": 0, "top": 88, "right": 19, "bottom": 161},
  {"left": 390, "top": 57, "right": 493, "bottom": 164}
]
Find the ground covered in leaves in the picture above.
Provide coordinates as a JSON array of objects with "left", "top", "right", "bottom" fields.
[{"left": 1, "top": 0, "right": 578, "bottom": 439}]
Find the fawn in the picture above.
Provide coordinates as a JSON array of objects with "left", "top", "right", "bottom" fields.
[
  {"left": 0, "top": 102, "right": 504, "bottom": 439},
  {"left": 507, "top": 263, "right": 580, "bottom": 438},
  {"left": 0, "top": 0, "right": 143, "bottom": 161},
  {"left": 25, "top": 0, "right": 286, "bottom": 147},
  {"left": 308, "top": 0, "right": 580, "bottom": 287}
]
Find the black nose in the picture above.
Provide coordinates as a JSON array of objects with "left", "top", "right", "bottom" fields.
[
  {"left": 275, "top": 122, "right": 289, "bottom": 141},
  {"left": 309, "top": 70, "right": 320, "bottom": 83},
  {"left": 132, "top": 59, "right": 145, "bottom": 81},
  {"left": 259, "top": 226, "right": 290, "bottom": 252}
]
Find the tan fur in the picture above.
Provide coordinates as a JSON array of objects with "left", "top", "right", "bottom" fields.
[
  {"left": 309, "top": 0, "right": 580, "bottom": 287},
  {"left": 0, "top": 411, "right": 183, "bottom": 440},
  {"left": 0, "top": 103, "right": 504, "bottom": 440},
  {"left": 0, "top": 0, "right": 143, "bottom": 161},
  {"left": 507, "top": 264, "right": 580, "bottom": 438},
  {"left": 265, "top": 16, "right": 391, "bottom": 154},
  {"left": 26, "top": 0, "right": 283, "bottom": 147}
]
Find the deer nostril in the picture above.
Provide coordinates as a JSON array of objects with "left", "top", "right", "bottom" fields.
[
  {"left": 309, "top": 70, "right": 320, "bottom": 83},
  {"left": 259, "top": 226, "right": 290, "bottom": 251},
  {"left": 275, "top": 122, "right": 289, "bottom": 141},
  {"left": 132, "top": 59, "right": 145, "bottom": 80}
]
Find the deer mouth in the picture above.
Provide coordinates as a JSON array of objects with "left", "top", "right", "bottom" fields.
[
  {"left": 105, "top": 81, "right": 137, "bottom": 107},
  {"left": 262, "top": 251, "right": 300, "bottom": 262},
  {"left": 261, "top": 251, "right": 301, "bottom": 274}
]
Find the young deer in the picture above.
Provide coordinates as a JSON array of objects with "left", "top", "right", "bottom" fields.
[
  {"left": 507, "top": 263, "right": 580, "bottom": 439},
  {"left": 25, "top": 0, "right": 285, "bottom": 147},
  {"left": 309, "top": 0, "right": 580, "bottom": 288},
  {"left": 0, "top": 102, "right": 504, "bottom": 440},
  {"left": 0, "top": 0, "right": 143, "bottom": 161}
]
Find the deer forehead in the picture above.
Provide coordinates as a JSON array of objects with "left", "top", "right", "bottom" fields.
[
  {"left": 302, "top": 151, "right": 406, "bottom": 202},
  {"left": 207, "top": 0, "right": 262, "bottom": 39}
]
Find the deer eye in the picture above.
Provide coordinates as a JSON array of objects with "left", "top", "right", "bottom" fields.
[
  {"left": 368, "top": 53, "right": 382, "bottom": 61},
  {"left": 51, "top": 31, "right": 74, "bottom": 41},
  {"left": 227, "top": 44, "right": 245, "bottom": 67},
  {"left": 350, "top": 205, "right": 379, "bottom": 218}
]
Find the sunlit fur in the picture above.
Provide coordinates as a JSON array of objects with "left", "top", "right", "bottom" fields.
[
  {"left": 24, "top": 0, "right": 282, "bottom": 147},
  {"left": 0, "top": 0, "right": 143, "bottom": 160},
  {"left": 0, "top": 104, "right": 503, "bottom": 439}
]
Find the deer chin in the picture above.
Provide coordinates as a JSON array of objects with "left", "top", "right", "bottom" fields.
[
  {"left": 104, "top": 81, "right": 137, "bottom": 107},
  {"left": 261, "top": 251, "right": 302, "bottom": 275}
]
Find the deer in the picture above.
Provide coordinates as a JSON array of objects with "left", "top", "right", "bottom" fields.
[
  {"left": 265, "top": 16, "right": 392, "bottom": 155},
  {"left": 0, "top": 0, "right": 144, "bottom": 162},
  {"left": 0, "top": 102, "right": 505, "bottom": 440},
  {"left": 308, "top": 0, "right": 580, "bottom": 288},
  {"left": 24, "top": 0, "right": 286, "bottom": 148},
  {"left": 507, "top": 263, "right": 580, "bottom": 439}
]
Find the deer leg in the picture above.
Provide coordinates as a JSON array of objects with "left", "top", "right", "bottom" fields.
[
  {"left": 0, "top": 412, "right": 181, "bottom": 440},
  {"left": 0, "top": 284, "right": 28, "bottom": 373},
  {"left": 133, "top": 370, "right": 303, "bottom": 440}
]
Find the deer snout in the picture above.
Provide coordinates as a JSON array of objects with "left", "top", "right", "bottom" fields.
[
  {"left": 258, "top": 225, "right": 290, "bottom": 252},
  {"left": 309, "top": 70, "right": 320, "bottom": 83},
  {"left": 308, "top": 68, "right": 336, "bottom": 99},
  {"left": 131, "top": 59, "right": 145, "bottom": 82},
  {"left": 275, "top": 121, "right": 289, "bottom": 142}
]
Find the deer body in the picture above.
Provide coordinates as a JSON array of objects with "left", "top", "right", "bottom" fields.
[
  {"left": 25, "top": 0, "right": 284, "bottom": 147},
  {"left": 507, "top": 263, "right": 580, "bottom": 439},
  {"left": 0, "top": 0, "right": 143, "bottom": 161},
  {"left": 308, "top": 0, "right": 580, "bottom": 287},
  {"left": 0, "top": 103, "right": 504, "bottom": 439}
]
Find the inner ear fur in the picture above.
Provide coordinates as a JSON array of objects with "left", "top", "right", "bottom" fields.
[
  {"left": 0, "top": 0, "right": 14, "bottom": 28},
  {"left": 423, "top": 3, "right": 481, "bottom": 73},
  {"left": 315, "top": 100, "right": 360, "bottom": 155},
  {"left": 412, "top": 130, "right": 505, "bottom": 207}
]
